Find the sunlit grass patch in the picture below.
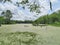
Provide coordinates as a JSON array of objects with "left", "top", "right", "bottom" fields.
[{"left": 0, "top": 32, "right": 42, "bottom": 45}]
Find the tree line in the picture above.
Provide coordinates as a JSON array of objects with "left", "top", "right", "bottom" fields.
[
  {"left": 0, "top": 0, "right": 52, "bottom": 26},
  {"left": 0, "top": 10, "right": 33, "bottom": 26},
  {"left": 1, "top": 10, "right": 60, "bottom": 26},
  {"left": 32, "top": 10, "right": 60, "bottom": 26}
]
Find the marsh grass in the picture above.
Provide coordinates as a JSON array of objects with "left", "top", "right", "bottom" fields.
[
  {"left": 0, "top": 24, "right": 60, "bottom": 45},
  {"left": 0, "top": 32, "right": 43, "bottom": 45}
]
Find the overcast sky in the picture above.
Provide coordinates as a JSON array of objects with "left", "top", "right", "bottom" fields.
[{"left": 0, "top": 0, "right": 60, "bottom": 21}]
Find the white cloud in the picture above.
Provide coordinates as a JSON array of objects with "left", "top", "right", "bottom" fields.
[
  {"left": 0, "top": 0, "right": 58, "bottom": 20},
  {"left": 50, "top": 0, "right": 58, "bottom": 3},
  {"left": 0, "top": 3, "right": 5, "bottom": 11},
  {"left": 0, "top": 0, "right": 50, "bottom": 20},
  {"left": 39, "top": 0, "right": 50, "bottom": 15},
  {"left": 54, "top": 8, "right": 60, "bottom": 12},
  {"left": 3, "top": 2, "right": 17, "bottom": 12}
]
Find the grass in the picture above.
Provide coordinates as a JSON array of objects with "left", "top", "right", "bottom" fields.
[
  {"left": 0, "top": 24, "right": 60, "bottom": 45},
  {"left": 49, "top": 22, "right": 60, "bottom": 27},
  {"left": 0, "top": 32, "right": 38, "bottom": 45}
]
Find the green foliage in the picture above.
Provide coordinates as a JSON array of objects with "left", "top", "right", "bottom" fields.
[
  {"left": 3, "top": 0, "right": 52, "bottom": 14},
  {"left": 1, "top": 0, "right": 52, "bottom": 24},
  {"left": 1, "top": 10, "right": 12, "bottom": 24},
  {"left": 3, "top": 0, "right": 12, "bottom": 3},
  {"left": 33, "top": 19, "right": 40, "bottom": 26},
  {"left": 20, "top": 0, "right": 29, "bottom": 4},
  {"left": 50, "top": 22, "right": 60, "bottom": 27},
  {"left": 32, "top": 22, "right": 39, "bottom": 26},
  {"left": 29, "top": 3, "right": 40, "bottom": 13},
  {"left": 34, "top": 10, "right": 60, "bottom": 26},
  {"left": 10, "top": 20, "right": 33, "bottom": 24},
  {"left": 32, "top": 15, "right": 48, "bottom": 26},
  {"left": 0, "top": 16, "right": 4, "bottom": 26}
]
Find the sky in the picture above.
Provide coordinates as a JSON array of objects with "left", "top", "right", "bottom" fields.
[
  {"left": 48, "top": 0, "right": 60, "bottom": 13},
  {"left": 0, "top": 0, "right": 60, "bottom": 21}
]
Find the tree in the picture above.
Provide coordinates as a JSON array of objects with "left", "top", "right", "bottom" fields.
[
  {"left": 1, "top": 0, "right": 52, "bottom": 25},
  {"left": 35, "top": 10, "right": 60, "bottom": 25},
  {"left": 1, "top": 10, "right": 12, "bottom": 24},
  {"left": 3, "top": 0, "right": 52, "bottom": 14},
  {"left": 0, "top": 16, "right": 4, "bottom": 26}
]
